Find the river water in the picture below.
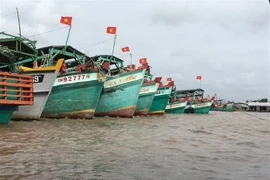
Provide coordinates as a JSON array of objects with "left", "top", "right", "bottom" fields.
[{"left": 0, "top": 112, "right": 269, "bottom": 180}]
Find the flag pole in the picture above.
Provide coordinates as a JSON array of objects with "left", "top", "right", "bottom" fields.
[
  {"left": 64, "top": 25, "right": 72, "bottom": 51},
  {"left": 200, "top": 79, "right": 202, "bottom": 89},
  {"left": 112, "top": 34, "right": 117, "bottom": 56},
  {"left": 130, "top": 53, "right": 132, "bottom": 64}
]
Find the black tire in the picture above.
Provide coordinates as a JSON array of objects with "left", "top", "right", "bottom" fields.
[{"left": 185, "top": 107, "right": 194, "bottom": 114}]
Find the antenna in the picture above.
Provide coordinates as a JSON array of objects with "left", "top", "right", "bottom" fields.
[{"left": 16, "top": 7, "right": 21, "bottom": 38}]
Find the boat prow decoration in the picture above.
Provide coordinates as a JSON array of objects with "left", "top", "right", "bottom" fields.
[{"left": 19, "top": 58, "right": 64, "bottom": 72}]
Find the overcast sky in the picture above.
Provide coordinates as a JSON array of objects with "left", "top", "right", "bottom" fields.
[{"left": 0, "top": 0, "right": 269, "bottom": 102}]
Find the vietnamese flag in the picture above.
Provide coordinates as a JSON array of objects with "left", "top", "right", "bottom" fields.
[
  {"left": 60, "top": 16, "right": 72, "bottom": 26},
  {"left": 121, "top": 46, "right": 130, "bottom": 52},
  {"left": 167, "top": 77, "right": 172, "bottom": 81},
  {"left": 139, "top": 58, "right": 147, "bottom": 65},
  {"left": 106, "top": 26, "right": 117, "bottom": 34},
  {"left": 196, "top": 76, "right": 202, "bottom": 80}
]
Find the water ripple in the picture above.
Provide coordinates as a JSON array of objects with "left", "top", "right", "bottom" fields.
[{"left": 0, "top": 112, "right": 269, "bottom": 180}]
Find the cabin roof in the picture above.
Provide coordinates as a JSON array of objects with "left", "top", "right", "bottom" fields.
[
  {"left": 0, "top": 32, "right": 37, "bottom": 64},
  {"left": 37, "top": 45, "right": 87, "bottom": 57},
  {"left": 176, "top": 88, "right": 204, "bottom": 93},
  {"left": 90, "top": 55, "right": 124, "bottom": 62}
]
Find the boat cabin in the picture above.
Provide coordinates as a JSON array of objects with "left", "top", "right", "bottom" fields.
[
  {"left": 89, "top": 55, "right": 125, "bottom": 75},
  {"left": 175, "top": 88, "right": 206, "bottom": 102}
]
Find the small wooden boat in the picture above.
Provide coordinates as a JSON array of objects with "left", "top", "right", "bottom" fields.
[{"left": 0, "top": 72, "right": 33, "bottom": 124}]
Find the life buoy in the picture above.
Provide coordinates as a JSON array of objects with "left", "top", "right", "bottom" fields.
[{"left": 186, "top": 107, "right": 194, "bottom": 114}]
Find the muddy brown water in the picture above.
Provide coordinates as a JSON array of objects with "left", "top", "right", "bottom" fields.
[{"left": 0, "top": 112, "right": 269, "bottom": 180}]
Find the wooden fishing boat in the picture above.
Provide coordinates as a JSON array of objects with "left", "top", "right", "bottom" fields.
[
  {"left": 165, "top": 80, "right": 187, "bottom": 114},
  {"left": 211, "top": 94, "right": 234, "bottom": 111},
  {"left": 0, "top": 32, "right": 64, "bottom": 120},
  {"left": 41, "top": 46, "right": 104, "bottom": 119},
  {"left": 148, "top": 77, "right": 173, "bottom": 115},
  {"left": 134, "top": 81, "right": 159, "bottom": 116},
  {"left": 175, "top": 89, "right": 212, "bottom": 114},
  {"left": 0, "top": 72, "right": 33, "bottom": 124},
  {"left": 125, "top": 60, "right": 160, "bottom": 116},
  {"left": 93, "top": 55, "right": 146, "bottom": 118}
]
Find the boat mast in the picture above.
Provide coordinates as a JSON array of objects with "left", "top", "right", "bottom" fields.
[{"left": 16, "top": 7, "right": 22, "bottom": 51}]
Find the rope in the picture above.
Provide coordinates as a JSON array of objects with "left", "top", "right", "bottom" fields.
[
  {"left": 0, "top": 13, "right": 16, "bottom": 25},
  {"left": 28, "top": 26, "right": 68, "bottom": 38},
  {"left": 79, "top": 37, "right": 115, "bottom": 50}
]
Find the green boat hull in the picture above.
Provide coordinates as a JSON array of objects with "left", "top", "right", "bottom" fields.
[
  {"left": 42, "top": 71, "right": 103, "bottom": 119},
  {"left": 134, "top": 82, "right": 159, "bottom": 116},
  {"left": 95, "top": 69, "right": 145, "bottom": 118},
  {"left": 184, "top": 101, "right": 212, "bottom": 114},
  {"left": 149, "top": 87, "right": 172, "bottom": 115},
  {"left": 211, "top": 103, "right": 234, "bottom": 111},
  {"left": 0, "top": 105, "right": 18, "bottom": 124},
  {"left": 165, "top": 101, "right": 187, "bottom": 114}
]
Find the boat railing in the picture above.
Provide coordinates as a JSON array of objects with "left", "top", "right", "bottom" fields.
[{"left": 0, "top": 72, "right": 34, "bottom": 105}]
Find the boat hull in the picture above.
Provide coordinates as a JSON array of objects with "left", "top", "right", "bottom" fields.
[
  {"left": 165, "top": 101, "right": 187, "bottom": 114},
  {"left": 211, "top": 103, "right": 234, "bottom": 111},
  {"left": 148, "top": 87, "right": 172, "bottom": 115},
  {"left": 42, "top": 71, "right": 103, "bottom": 119},
  {"left": 184, "top": 101, "right": 212, "bottom": 114},
  {"left": 94, "top": 69, "right": 145, "bottom": 118},
  {"left": 11, "top": 70, "right": 59, "bottom": 120},
  {"left": 134, "top": 82, "right": 159, "bottom": 116},
  {"left": 0, "top": 105, "right": 18, "bottom": 124}
]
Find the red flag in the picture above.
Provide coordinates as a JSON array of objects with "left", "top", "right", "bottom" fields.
[
  {"left": 60, "top": 16, "right": 72, "bottom": 26},
  {"left": 167, "top": 81, "right": 174, "bottom": 87},
  {"left": 121, "top": 46, "right": 130, "bottom": 52},
  {"left": 139, "top": 58, "right": 147, "bottom": 65},
  {"left": 167, "top": 77, "right": 172, "bottom": 81},
  {"left": 154, "top": 77, "right": 162, "bottom": 83},
  {"left": 196, "top": 76, "right": 202, "bottom": 80},
  {"left": 106, "top": 27, "right": 117, "bottom": 34}
]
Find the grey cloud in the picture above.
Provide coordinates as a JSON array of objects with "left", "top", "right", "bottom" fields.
[{"left": 0, "top": 0, "right": 268, "bottom": 102}]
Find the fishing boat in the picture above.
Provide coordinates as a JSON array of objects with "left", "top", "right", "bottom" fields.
[
  {"left": 165, "top": 80, "right": 187, "bottom": 114},
  {"left": 41, "top": 46, "right": 104, "bottom": 119},
  {"left": 0, "top": 72, "right": 33, "bottom": 124},
  {"left": 93, "top": 55, "right": 146, "bottom": 118},
  {"left": 134, "top": 81, "right": 159, "bottom": 116},
  {"left": 210, "top": 94, "right": 234, "bottom": 111},
  {"left": 0, "top": 32, "right": 64, "bottom": 120},
  {"left": 130, "top": 60, "right": 159, "bottom": 116},
  {"left": 148, "top": 77, "right": 173, "bottom": 115},
  {"left": 175, "top": 88, "right": 212, "bottom": 114}
]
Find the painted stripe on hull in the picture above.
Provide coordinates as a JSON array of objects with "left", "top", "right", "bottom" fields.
[
  {"left": 42, "top": 109, "right": 95, "bottom": 119},
  {"left": 148, "top": 110, "right": 165, "bottom": 115},
  {"left": 134, "top": 108, "right": 149, "bottom": 116},
  {"left": 95, "top": 105, "right": 136, "bottom": 118}
]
